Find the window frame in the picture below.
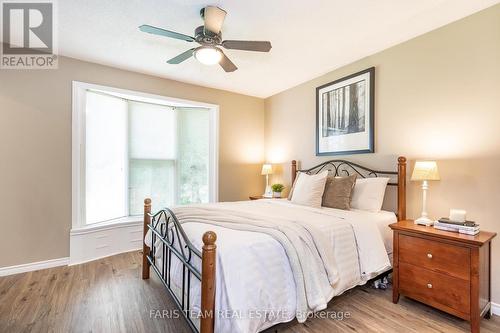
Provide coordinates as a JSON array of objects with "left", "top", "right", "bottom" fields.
[{"left": 72, "top": 81, "right": 219, "bottom": 230}]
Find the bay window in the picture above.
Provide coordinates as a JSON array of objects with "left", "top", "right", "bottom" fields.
[{"left": 73, "top": 82, "right": 218, "bottom": 227}]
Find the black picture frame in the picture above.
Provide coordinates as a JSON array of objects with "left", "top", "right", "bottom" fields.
[{"left": 316, "top": 67, "right": 375, "bottom": 156}]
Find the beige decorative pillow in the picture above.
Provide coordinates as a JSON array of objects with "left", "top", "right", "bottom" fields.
[
  {"left": 289, "top": 171, "right": 329, "bottom": 208},
  {"left": 321, "top": 174, "right": 357, "bottom": 210}
]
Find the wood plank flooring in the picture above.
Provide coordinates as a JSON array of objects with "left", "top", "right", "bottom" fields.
[{"left": 0, "top": 251, "right": 498, "bottom": 333}]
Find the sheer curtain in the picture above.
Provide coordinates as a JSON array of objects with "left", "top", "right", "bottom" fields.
[
  {"left": 128, "top": 101, "right": 177, "bottom": 216},
  {"left": 177, "top": 107, "right": 209, "bottom": 205},
  {"left": 85, "top": 92, "right": 127, "bottom": 224}
]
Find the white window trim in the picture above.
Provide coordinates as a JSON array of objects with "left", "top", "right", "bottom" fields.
[{"left": 71, "top": 81, "right": 219, "bottom": 231}]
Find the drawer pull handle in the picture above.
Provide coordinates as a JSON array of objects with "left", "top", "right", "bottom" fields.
[
  {"left": 427, "top": 283, "right": 433, "bottom": 289},
  {"left": 427, "top": 253, "right": 433, "bottom": 259}
]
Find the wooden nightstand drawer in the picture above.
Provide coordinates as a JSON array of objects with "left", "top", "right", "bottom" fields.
[
  {"left": 399, "top": 262, "right": 470, "bottom": 318},
  {"left": 399, "top": 233, "right": 470, "bottom": 280}
]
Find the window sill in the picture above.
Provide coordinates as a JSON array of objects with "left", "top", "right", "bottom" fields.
[{"left": 70, "top": 216, "right": 143, "bottom": 236}]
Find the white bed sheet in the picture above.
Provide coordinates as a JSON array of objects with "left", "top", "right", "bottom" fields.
[
  {"left": 146, "top": 200, "right": 394, "bottom": 333},
  {"left": 351, "top": 209, "right": 397, "bottom": 255}
]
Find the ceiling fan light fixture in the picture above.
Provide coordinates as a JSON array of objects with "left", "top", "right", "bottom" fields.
[
  {"left": 139, "top": 5, "right": 272, "bottom": 72},
  {"left": 194, "top": 46, "right": 222, "bottom": 65}
]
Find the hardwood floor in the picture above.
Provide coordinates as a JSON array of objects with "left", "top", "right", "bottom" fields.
[{"left": 1, "top": 251, "right": 498, "bottom": 333}]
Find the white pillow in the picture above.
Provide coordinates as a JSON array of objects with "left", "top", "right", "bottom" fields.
[
  {"left": 350, "top": 177, "right": 390, "bottom": 212},
  {"left": 290, "top": 171, "right": 328, "bottom": 208}
]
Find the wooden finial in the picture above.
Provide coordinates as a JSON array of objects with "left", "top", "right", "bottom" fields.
[
  {"left": 144, "top": 198, "right": 151, "bottom": 206},
  {"left": 398, "top": 156, "right": 407, "bottom": 164},
  {"left": 202, "top": 231, "right": 217, "bottom": 246}
]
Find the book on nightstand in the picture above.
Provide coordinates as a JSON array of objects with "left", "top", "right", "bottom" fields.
[
  {"left": 437, "top": 217, "right": 477, "bottom": 227},
  {"left": 434, "top": 219, "right": 480, "bottom": 235}
]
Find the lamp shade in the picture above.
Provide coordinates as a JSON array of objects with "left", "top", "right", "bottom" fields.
[
  {"left": 261, "top": 164, "right": 273, "bottom": 175},
  {"left": 411, "top": 161, "right": 440, "bottom": 181}
]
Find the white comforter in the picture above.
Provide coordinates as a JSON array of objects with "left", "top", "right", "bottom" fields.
[{"left": 145, "top": 200, "right": 392, "bottom": 333}]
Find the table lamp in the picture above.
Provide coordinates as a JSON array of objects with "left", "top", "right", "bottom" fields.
[
  {"left": 411, "top": 161, "right": 440, "bottom": 226},
  {"left": 261, "top": 164, "right": 273, "bottom": 198}
]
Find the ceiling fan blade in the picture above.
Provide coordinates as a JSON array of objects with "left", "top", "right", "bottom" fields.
[
  {"left": 219, "top": 52, "right": 237, "bottom": 72},
  {"left": 203, "top": 6, "right": 226, "bottom": 34},
  {"left": 222, "top": 40, "right": 272, "bottom": 52},
  {"left": 139, "top": 25, "right": 194, "bottom": 42},
  {"left": 167, "top": 48, "right": 195, "bottom": 64}
]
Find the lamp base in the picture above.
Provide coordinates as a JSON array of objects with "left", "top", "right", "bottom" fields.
[
  {"left": 414, "top": 216, "right": 434, "bottom": 226},
  {"left": 263, "top": 185, "right": 273, "bottom": 198}
]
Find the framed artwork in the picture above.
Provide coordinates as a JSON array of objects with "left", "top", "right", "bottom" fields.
[{"left": 316, "top": 67, "right": 375, "bottom": 156}]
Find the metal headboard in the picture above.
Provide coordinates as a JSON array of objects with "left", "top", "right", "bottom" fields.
[
  {"left": 296, "top": 160, "right": 399, "bottom": 186},
  {"left": 291, "top": 156, "right": 407, "bottom": 220}
]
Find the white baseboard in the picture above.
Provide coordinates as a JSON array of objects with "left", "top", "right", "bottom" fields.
[
  {"left": 492, "top": 302, "right": 500, "bottom": 316},
  {"left": 0, "top": 257, "right": 69, "bottom": 277}
]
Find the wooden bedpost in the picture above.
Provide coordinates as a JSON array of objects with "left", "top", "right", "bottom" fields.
[
  {"left": 200, "top": 231, "right": 217, "bottom": 333},
  {"left": 397, "top": 156, "right": 407, "bottom": 221},
  {"left": 291, "top": 160, "right": 297, "bottom": 184},
  {"left": 142, "top": 198, "right": 151, "bottom": 279}
]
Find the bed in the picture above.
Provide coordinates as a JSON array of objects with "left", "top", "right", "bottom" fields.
[{"left": 142, "top": 157, "right": 407, "bottom": 333}]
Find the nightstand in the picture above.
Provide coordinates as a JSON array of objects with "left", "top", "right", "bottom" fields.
[{"left": 390, "top": 220, "right": 496, "bottom": 333}]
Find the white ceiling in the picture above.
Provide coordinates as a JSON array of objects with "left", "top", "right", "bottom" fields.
[{"left": 56, "top": 0, "right": 499, "bottom": 98}]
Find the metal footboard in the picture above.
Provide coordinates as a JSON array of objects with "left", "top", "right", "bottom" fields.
[{"left": 142, "top": 198, "right": 216, "bottom": 333}]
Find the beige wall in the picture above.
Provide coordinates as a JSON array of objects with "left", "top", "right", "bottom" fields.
[
  {"left": 0, "top": 56, "right": 265, "bottom": 267},
  {"left": 265, "top": 4, "right": 500, "bottom": 302}
]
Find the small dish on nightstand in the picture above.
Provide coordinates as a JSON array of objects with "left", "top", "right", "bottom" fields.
[{"left": 249, "top": 195, "right": 279, "bottom": 200}]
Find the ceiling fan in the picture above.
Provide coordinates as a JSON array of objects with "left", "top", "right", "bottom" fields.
[{"left": 139, "top": 6, "right": 272, "bottom": 72}]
